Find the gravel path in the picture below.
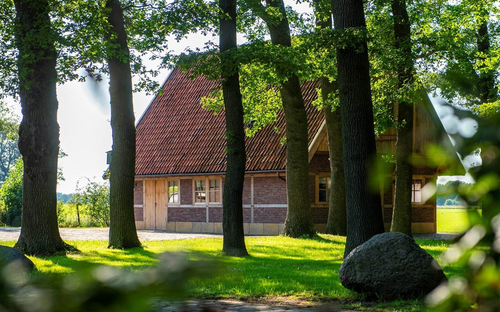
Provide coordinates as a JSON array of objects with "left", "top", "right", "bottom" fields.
[
  {"left": 0, "top": 227, "right": 222, "bottom": 242},
  {"left": 0, "top": 227, "right": 459, "bottom": 242}
]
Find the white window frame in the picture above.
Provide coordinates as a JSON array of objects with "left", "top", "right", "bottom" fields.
[
  {"left": 167, "top": 179, "right": 180, "bottom": 205},
  {"left": 316, "top": 175, "right": 331, "bottom": 204},
  {"left": 411, "top": 179, "right": 423, "bottom": 203},
  {"left": 208, "top": 178, "right": 222, "bottom": 204},
  {"left": 193, "top": 179, "right": 206, "bottom": 204},
  {"left": 192, "top": 177, "right": 223, "bottom": 205}
]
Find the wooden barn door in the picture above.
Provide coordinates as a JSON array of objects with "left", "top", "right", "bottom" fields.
[
  {"left": 155, "top": 180, "right": 167, "bottom": 230},
  {"left": 144, "top": 180, "right": 167, "bottom": 230}
]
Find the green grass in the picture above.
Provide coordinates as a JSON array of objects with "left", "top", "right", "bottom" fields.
[
  {"left": 437, "top": 207, "right": 482, "bottom": 233},
  {"left": 0, "top": 235, "right": 464, "bottom": 311}
]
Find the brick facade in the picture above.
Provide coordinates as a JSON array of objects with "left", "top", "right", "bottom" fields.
[
  {"left": 243, "top": 178, "right": 251, "bottom": 205},
  {"left": 254, "top": 176, "right": 287, "bottom": 204},
  {"left": 384, "top": 206, "right": 435, "bottom": 223},
  {"left": 308, "top": 175, "right": 316, "bottom": 204},
  {"left": 134, "top": 207, "right": 144, "bottom": 221},
  {"left": 169, "top": 207, "right": 206, "bottom": 222},
  {"left": 134, "top": 181, "right": 144, "bottom": 221},
  {"left": 208, "top": 207, "right": 222, "bottom": 222},
  {"left": 254, "top": 207, "right": 287, "bottom": 223},
  {"left": 309, "top": 153, "right": 330, "bottom": 173},
  {"left": 209, "top": 207, "right": 251, "bottom": 223},
  {"left": 134, "top": 180, "right": 143, "bottom": 205},
  {"left": 180, "top": 179, "right": 192, "bottom": 205},
  {"left": 312, "top": 207, "right": 328, "bottom": 224}
]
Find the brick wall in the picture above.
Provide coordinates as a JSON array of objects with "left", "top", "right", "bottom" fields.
[
  {"left": 309, "top": 175, "right": 316, "bottom": 204},
  {"left": 312, "top": 207, "right": 328, "bottom": 223},
  {"left": 254, "top": 207, "right": 287, "bottom": 223},
  {"left": 309, "top": 153, "right": 330, "bottom": 172},
  {"left": 134, "top": 180, "right": 143, "bottom": 205},
  {"left": 413, "top": 207, "right": 435, "bottom": 222},
  {"left": 134, "top": 207, "right": 144, "bottom": 221},
  {"left": 414, "top": 166, "right": 436, "bottom": 175},
  {"left": 254, "top": 177, "right": 287, "bottom": 204},
  {"left": 180, "top": 179, "right": 192, "bottom": 205},
  {"left": 169, "top": 207, "right": 205, "bottom": 222},
  {"left": 243, "top": 178, "right": 251, "bottom": 205},
  {"left": 209, "top": 207, "right": 222, "bottom": 222},
  {"left": 208, "top": 207, "right": 251, "bottom": 223},
  {"left": 243, "top": 208, "right": 251, "bottom": 222},
  {"left": 384, "top": 206, "right": 435, "bottom": 223}
]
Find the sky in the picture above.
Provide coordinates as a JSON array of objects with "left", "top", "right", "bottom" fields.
[{"left": 4, "top": 0, "right": 477, "bottom": 194}]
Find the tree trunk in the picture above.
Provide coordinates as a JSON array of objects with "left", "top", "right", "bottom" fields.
[
  {"left": 476, "top": 11, "right": 497, "bottom": 104},
  {"left": 76, "top": 203, "right": 81, "bottom": 226},
  {"left": 313, "top": 0, "right": 347, "bottom": 236},
  {"left": 390, "top": 0, "right": 414, "bottom": 236},
  {"left": 331, "top": 0, "right": 385, "bottom": 258},
  {"left": 13, "top": 0, "right": 74, "bottom": 256},
  {"left": 106, "top": 0, "right": 141, "bottom": 249},
  {"left": 220, "top": 0, "right": 248, "bottom": 257},
  {"left": 321, "top": 79, "right": 347, "bottom": 236},
  {"left": 265, "top": 0, "right": 314, "bottom": 238}
]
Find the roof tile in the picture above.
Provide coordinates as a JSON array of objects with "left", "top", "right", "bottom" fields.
[{"left": 135, "top": 68, "right": 324, "bottom": 176}]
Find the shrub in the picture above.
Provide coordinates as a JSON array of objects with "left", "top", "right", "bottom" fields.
[
  {"left": 71, "top": 179, "right": 110, "bottom": 227},
  {"left": 56, "top": 200, "right": 67, "bottom": 226},
  {"left": 444, "top": 198, "right": 460, "bottom": 206},
  {"left": 0, "top": 159, "right": 23, "bottom": 226}
]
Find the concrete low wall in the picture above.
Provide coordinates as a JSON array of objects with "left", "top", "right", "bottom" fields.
[
  {"left": 135, "top": 221, "right": 328, "bottom": 236},
  {"left": 383, "top": 222, "right": 436, "bottom": 234}
]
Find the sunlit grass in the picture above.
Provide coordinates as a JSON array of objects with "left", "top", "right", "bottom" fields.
[
  {"left": 0, "top": 234, "right": 470, "bottom": 310},
  {"left": 437, "top": 208, "right": 481, "bottom": 233}
]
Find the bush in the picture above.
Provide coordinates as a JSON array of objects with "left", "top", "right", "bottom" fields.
[
  {"left": 444, "top": 198, "right": 460, "bottom": 206},
  {"left": 0, "top": 159, "right": 23, "bottom": 226},
  {"left": 70, "top": 179, "right": 110, "bottom": 227}
]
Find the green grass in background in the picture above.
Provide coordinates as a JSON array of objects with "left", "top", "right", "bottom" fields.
[{"left": 437, "top": 207, "right": 481, "bottom": 233}]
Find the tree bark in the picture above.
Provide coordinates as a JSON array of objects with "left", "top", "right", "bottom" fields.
[
  {"left": 321, "top": 79, "right": 347, "bottom": 236},
  {"left": 264, "top": 0, "right": 314, "bottom": 238},
  {"left": 313, "top": 0, "right": 347, "bottom": 236},
  {"left": 390, "top": 0, "right": 414, "bottom": 236},
  {"left": 476, "top": 11, "right": 498, "bottom": 104},
  {"left": 220, "top": 0, "right": 248, "bottom": 257},
  {"left": 106, "top": 0, "right": 141, "bottom": 249},
  {"left": 331, "top": 0, "right": 385, "bottom": 257},
  {"left": 13, "top": 0, "right": 74, "bottom": 256}
]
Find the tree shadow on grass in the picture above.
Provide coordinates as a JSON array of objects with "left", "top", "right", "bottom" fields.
[{"left": 31, "top": 245, "right": 162, "bottom": 275}]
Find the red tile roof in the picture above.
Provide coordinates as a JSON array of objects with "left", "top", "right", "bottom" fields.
[{"left": 135, "top": 67, "right": 324, "bottom": 176}]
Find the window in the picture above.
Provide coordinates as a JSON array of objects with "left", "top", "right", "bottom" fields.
[
  {"left": 168, "top": 180, "right": 179, "bottom": 204},
  {"left": 412, "top": 179, "right": 422, "bottom": 203},
  {"left": 209, "top": 179, "right": 221, "bottom": 203},
  {"left": 194, "top": 180, "right": 205, "bottom": 203},
  {"left": 318, "top": 177, "right": 331, "bottom": 202}
]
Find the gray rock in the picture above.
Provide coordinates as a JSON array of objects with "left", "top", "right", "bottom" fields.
[
  {"left": 339, "top": 232, "right": 446, "bottom": 300},
  {"left": 0, "top": 245, "right": 35, "bottom": 272}
]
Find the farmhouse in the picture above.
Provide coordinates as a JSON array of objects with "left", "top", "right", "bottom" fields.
[{"left": 133, "top": 67, "right": 463, "bottom": 235}]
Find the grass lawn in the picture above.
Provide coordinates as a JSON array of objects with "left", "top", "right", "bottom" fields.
[
  {"left": 0, "top": 235, "right": 464, "bottom": 311},
  {"left": 437, "top": 207, "right": 481, "bottom": 233}
]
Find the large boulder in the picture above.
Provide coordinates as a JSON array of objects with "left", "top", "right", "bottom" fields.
[
  {"left": 0, "top": 245, "right": 35, "bottom": 272},
  {"left": 339, "top": 232, "right": 446, "bottom": 300}
]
